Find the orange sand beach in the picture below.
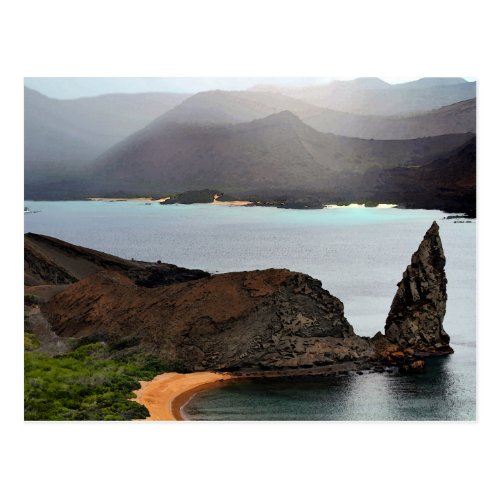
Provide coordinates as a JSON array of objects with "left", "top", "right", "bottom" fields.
[{"left": 133, "top": 372, "right": 235, "bottom": 421}]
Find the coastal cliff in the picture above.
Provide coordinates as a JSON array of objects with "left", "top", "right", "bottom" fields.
[{"left": 26, "top": 223, "right": 451, "bottom": 374}]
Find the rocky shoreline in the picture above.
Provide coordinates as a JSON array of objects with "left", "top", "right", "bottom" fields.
[
  {"left": 138, "top": 349, "right": 448, "bottom": 421},
  {"left": 26, "top": 185, "right": 476, "bottom": 215}
]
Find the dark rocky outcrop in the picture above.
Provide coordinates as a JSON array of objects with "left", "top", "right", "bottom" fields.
[
  {"left": 375, "top": 221, "right": 452, "bottom": 358},
  {"left": 40, "top": 268, "right": 374, "bottom": 372}
]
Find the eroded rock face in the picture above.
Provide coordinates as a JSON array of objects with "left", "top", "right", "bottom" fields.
[
  {"left": 383, "top": 221, "right": 451, "bottom": 354},
  {"left": 42, "top": 269, "right": 374, "bottom": 371}
]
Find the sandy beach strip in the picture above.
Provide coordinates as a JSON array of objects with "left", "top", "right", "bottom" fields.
[
  {"left": 88, "top": 196, "right": 170, "bottom": 203},
  {"left": 132, "top": 372, "right": 235, "bottom": 421},
  {"left": 212, "top": 199, "right": 252, "bottom": 206},
  {"left": 88, "top": 196, "right": 252, "bottom": 206},
  {"left": 212, "top": 194, "right": 252, "bottom": 206},
  {"left": 324, "top": 203, "right": 397, "bottom": 209}
]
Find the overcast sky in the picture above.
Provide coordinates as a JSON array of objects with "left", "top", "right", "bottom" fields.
[{"left": 24, "top": 77, "right": 476, "bottom": 99}]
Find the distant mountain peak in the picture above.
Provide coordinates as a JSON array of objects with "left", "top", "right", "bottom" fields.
[
  {"left": 346, "top": 77, "right": 391, "bottom": 89},
  {"left": 261, "top": 109, "right": 301, "bottom": 120},
  {"left": 248, "top": 110, "right": 307, "bottom": 128}
]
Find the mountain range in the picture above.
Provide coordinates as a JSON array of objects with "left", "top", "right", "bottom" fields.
[
  {"left": 145, "top": 89, "right": 475, "bottom": 139},
  {"left": 24, "top": 78, "right": 477, "bottom": 213},
  {"left": 25, "top": 87, "right": 190, "bottom": 166},
  {"left": 89, "top": 110, "right": 473, "bottom": 196},
  {"left": 251, "top": 77, "right": 476, "bottom": 115}
]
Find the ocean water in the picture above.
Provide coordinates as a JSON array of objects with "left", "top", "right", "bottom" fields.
[{"left": 24, "top": 201, "right": 476, "bottom": 420}]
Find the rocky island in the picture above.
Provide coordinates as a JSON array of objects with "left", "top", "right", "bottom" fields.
[{"left": 24, "top": 221, "right": 452, "bottom": 419}]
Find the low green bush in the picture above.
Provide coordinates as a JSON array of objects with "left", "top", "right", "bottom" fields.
[
  {"left": 24, "top": 332, "right": 40, "bottom": 351},
  {"left": 24, "top": 343, "right": 172, "bottom": 421}
]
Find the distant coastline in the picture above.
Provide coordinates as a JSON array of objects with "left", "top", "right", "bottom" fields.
[
  {"left": 26, "top": 198, "right": 475, "bottom": 218},
  {"left": 25, "top": 195, "right": 475, "bottom": 216},
  {"left": 27, "top": 180, "right": 475, "bottom": 216},
  {"left": 86, "top": 197, "right": 397, "bottom": 209}
]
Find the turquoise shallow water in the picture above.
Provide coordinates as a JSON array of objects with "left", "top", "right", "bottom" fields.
[{"left": 24, "top": 201, "right": 476, "bottom": 420}]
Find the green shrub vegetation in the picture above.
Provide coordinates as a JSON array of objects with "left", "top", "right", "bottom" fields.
[
  {"left": 24, "top": 343, "right": 172, "bottom": 421},
  {"left": 24, "top": 332, "right": 40, "bottom": 351}
]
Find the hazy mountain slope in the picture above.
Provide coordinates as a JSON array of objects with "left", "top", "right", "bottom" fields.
[
  {"left": 24, "top": 85, "right": 475, "bottom": 188},
  {"left": 152, "top": 90, "right": 316, "bottom": 125},
  {"left": 152, "top": 89, "right": 475, "bottom": 139},
  {"left": 24, "top": 87, "right": 190, "bottom": 165},
  {"left": 90, "top": 110, "right": 473, "bottom": 195},
  {"left": 252, "top": 77, "right": 390, "bottom": 97},
  {"left": 365, "top": 137, "right": 476, "bottom": 215},
  {"left": 304, "top": 99, "right": 476, "bottom": 139},
  {"left": 252, "top": 77, "right": 476, "bottom": 115},
  {"left": 394, "top": 77, "right": 467, "bottom": 89}
]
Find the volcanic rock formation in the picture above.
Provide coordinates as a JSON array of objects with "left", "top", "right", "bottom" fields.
[
  {"left": 39, "top": 268, "right": 373, "bottom": 371},
  {"left": 26, "top": 222, "right": 452, "bottom": 374},
  {"left": 381, "top": 221, "right": 452, "bottom": 355}
]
